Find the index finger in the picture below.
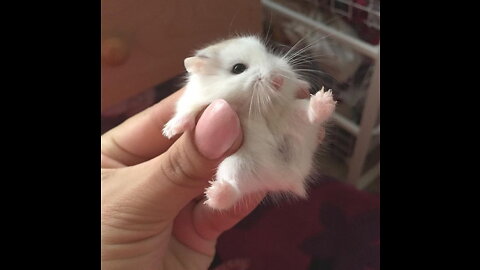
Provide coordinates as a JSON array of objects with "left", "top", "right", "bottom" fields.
[{"left": 101, "top": 88, "right": 184, "bottom": 167}]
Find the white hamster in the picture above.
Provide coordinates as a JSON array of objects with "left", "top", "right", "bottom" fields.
[{"left": 163, "top": 35, "right": 336, "bottom": 210}]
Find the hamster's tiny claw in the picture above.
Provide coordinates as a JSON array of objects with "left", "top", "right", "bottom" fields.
[
  {"left": 308, "top": 89, "right": 336, "bottom": 124},
  {"left": 162, "top": 122, "right": 178, "bottom": 139},
  {"left": 162, "top": 115, "right": 194, "bottom": 139}
]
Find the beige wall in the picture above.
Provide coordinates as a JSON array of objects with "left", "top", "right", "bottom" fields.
[{"left": 101, "top": 0, "right": 263, "bottom": 111}]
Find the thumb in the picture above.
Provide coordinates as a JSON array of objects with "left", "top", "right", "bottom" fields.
[{"left": 130, "top": 99, "right": 242, "bottom": 219}]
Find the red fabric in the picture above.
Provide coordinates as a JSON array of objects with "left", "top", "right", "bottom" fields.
[{"left": 212, "top": 178, "right": 380, "bottom": 270}]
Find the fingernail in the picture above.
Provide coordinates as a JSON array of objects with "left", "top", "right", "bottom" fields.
[{"left": 194, "top": 99, "right": 241, "bottom": 159}]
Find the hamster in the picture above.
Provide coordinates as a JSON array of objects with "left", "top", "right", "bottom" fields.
[{"left": 163, "top": 35, "right": 336, "bottom": 210}]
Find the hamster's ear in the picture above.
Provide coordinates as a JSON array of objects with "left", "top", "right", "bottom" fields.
[
  {"left": 296, "top": 80, "right": 311, "bottom": 99},
  {"left": 184, "top": 56, "right": 207, "bottom": 73}
]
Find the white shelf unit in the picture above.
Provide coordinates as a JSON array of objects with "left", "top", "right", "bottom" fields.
[{"left": 261, "top": 0, "right": 380, "bottom": 189}]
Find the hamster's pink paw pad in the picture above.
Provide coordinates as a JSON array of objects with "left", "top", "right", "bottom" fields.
[
  {"left": 162, "top": 115, "right": 194, "bottom": 139},
  {"left": 308, "top": 87, "right": 336, "bottom": 124},
  {"left": 204, "top": 181, "right": 239, "bottom": 210}
]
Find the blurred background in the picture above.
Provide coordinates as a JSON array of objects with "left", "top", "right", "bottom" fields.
[{"left": 101, "top": 1, "right": 380, "bottom": 269}]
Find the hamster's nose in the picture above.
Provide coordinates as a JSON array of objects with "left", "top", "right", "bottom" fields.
[{"left": 271, "top": 75, "right": 284, "bottom": 91}]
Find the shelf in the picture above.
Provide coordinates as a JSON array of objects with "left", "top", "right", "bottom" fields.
[
  {"left": 261, "top": 0, "right": 380, "bottom": 187},
  {"left": 261, "top": 0, "right": 379, "bottom": 60},
  {"left": 332, "top": 112, "right": 380, "bottom": 138},
  {"left": 356, "top": 162, "right": 380, "bottom": 190}
]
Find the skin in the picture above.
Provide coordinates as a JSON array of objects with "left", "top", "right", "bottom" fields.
[
  {"left": 101, "top": 88, "right": 319, "bottom": 270},
  {"left": 101, "top": 87, "right": 265, "bottom": 269}
]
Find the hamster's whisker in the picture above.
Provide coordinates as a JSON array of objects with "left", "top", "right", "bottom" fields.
[
  {"left": 293, "top": 69, "right": 333, "bottom": 80},
  {"left": 276, "top": 73, "right": 295, "bottom": 80},
  {"left": 293, "top": 68, "right": 328, "bottom": 73},
  {"left": 264, "top": 86, "right": 273, "bottom": 107},
  {"left": 263, "top": 13, "right": 274, "bottom": 46},
  {"left": 248, "top": 84, "right": 255, "bottom": 119},
  {"left": 284, "top": 34, "right": 333, "bottom": 65},
  {"left": 256, "top": 81, "right": 275, "bottom": 116},
  {"left": 270, "top": 43, "right": 289, "bottom": 56},
  {"left": 276, "top": 73, "right": 298, "bottom": 84},
  {"left": 309, "top": 33, "right": 333, "bottom": 43},
  {"left": 282, "top": 36, "right": 307, "bottom": 61},
  {"left": 288, "top": 53, "right": 331, "bottom": 66},
  {"left": 296, "top": 72, "right": 326, "bottom": 91},
  {"left": 254, "top": 81, "right": 262, "bottom": 118},
  {"left": 289, "top": 36, "right": 332, "bottom": 59},
  {"left": 252, "top": 81, "right": 259, "bottom": 117},
  {"left": 288, "top": 55, "right": 315, "bottom": 63},
  {"left": 287, "top": 44, "right": 313, "bottom": 63},
  {"left": 256, "top": 84, "right": 263, "bottom": 117},
  {"left": 260, "top": 84, "right": 268, "bottom": 114},
  {"left": 284, "top": 40, "right": 318, "bottom": 60}
]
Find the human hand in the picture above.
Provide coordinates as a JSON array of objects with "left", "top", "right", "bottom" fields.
[{"left": 101, "top": 89, "right": 264, "bottom": 269}]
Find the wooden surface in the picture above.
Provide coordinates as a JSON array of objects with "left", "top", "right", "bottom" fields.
[{"left": 101, "top": 0, "right": 262, "bottom": 111}]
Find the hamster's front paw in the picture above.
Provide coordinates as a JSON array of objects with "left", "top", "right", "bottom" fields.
[
  {"left": 204, "top": 180, "right": 239, "bottom": 210},
  {"left": 308, "top": 87, "right": 337, "bottom": 124},
  {"left": 162, "top": 115, "right": 194, "bottom": 139}
]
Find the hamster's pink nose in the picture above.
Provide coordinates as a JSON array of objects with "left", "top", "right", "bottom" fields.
[{"left": 271, "top": 75, "right": 284, "bottom": 91}]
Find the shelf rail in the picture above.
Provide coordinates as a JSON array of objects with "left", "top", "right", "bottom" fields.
[{"left": 261, "top": 0, "right": 380, "bottom": 188}]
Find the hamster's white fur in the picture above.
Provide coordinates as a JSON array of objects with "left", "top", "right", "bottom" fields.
[{"left": 163, "top": 36, "right": 336, "bottom": 210}]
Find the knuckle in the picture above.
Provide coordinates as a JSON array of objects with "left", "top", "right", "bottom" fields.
[{"left": 160, "top": 143, "right": 206, "bottom": 189}]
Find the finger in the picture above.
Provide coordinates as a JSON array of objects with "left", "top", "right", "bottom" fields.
[
  {"left": 193, "top": 192, "right": 266, "bottom": 241},
  {"left": 173, "top": 192, "right": 266, "bottom": 256},
  {"left": 123, "top": 99, "right": 243, "bottom": 219},
  {"left": 101, "top": 88, "right": 184, "bottom": 168}
]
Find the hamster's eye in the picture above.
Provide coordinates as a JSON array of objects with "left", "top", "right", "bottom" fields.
[{"left": 231, "top": 63, "right": 247, "bottom": 74}]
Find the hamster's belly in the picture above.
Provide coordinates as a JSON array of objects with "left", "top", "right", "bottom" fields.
[{"left": 238, "top": 116, "right": 317, "bottom": 179}]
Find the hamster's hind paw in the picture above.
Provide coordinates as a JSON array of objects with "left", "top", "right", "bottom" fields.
[
  {"left": 204, "top": 181, "right": 239, "bottom": 210},
  {"left": 162, "top": 115, "right": 194, "bottom": 139},
  {"left": 291, "top": 183, "right": 308, "bottom": 198},
  {"left": 308, "top": 87, "right": 337, "bottom": 124}
]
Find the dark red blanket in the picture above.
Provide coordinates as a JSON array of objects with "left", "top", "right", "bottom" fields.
[{"left": 211, "top": 177, "right": 380, "bottom": 270}]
